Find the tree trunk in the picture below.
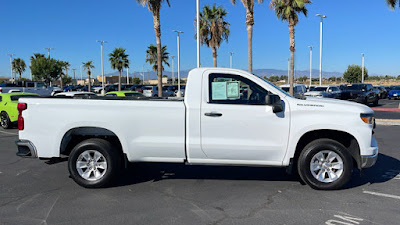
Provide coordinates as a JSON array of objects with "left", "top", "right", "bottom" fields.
[
  {"left": 19, "top": 72, "right": 22, "bottom": 80},
  {"left": 60, "top": 74, "right": 63, "bottom": 90},
  {"left": 153, "top": 9, "right": 163, "bottom": 97},
  {"left": 118, "top": 70, "right": 122, "bottom": 91},
  {"left": 212, "top": 47, "right": 217, "bottom": 67},
  {"left": 289, "top": 23, "right": 295, "bottom": 96},
  {"left": 246, "top": 7, "right": 254, "bottom": 73},
  {"left": 88, "top": 71, "right": 91, "bottom": 92}
]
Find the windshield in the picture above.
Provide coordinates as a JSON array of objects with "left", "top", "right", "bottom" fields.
[
  {"left": 254, "top": 75, "right": 292, "bottom": 97},
  {"left": 346, "top": 84, "right": 365, "bottom": 90},
  {"left": 391, "top": 86, "right": 400, "bottom": 90},
  {"left": 309, "top": 87, "right": 327, "bottom": 92},
  {"left": 11, "top": 95, "right": 38, "bottom": 101}
]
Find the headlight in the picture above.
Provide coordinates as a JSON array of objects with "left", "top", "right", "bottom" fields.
[{"left": 360, "top": 113, "right": 375, "bottom": 126}]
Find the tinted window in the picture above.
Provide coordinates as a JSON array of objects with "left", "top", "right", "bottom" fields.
[
  {"left": 310, "top": 87, "right": 327, "bottom": 92},
  {"left": 0, "top": 96, "right": 2, "bottom": 102},
  {"left": 209, "top": 74, "right": 267, "bottom": 105},
  {"left": 10, "top": 95, "right": 38, "bottom": 101},
  {"left": 346, "top": 84, "right": 365, "bottom": 90},
  {"left": 144, "top": 86, "right": 153, "bottom": 90},
  {"left": 125, "top": 93, "right": 142, "bottom": 97},
  {"left": 27, "top": 83, "right": 35, "bottom": 87},
  {"left": 105, "top": 94, "right": 117, "bottom": 96}
]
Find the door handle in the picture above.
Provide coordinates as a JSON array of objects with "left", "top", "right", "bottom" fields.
[{"left": 205, "top": 112, "right": 223, "bottom": 117}]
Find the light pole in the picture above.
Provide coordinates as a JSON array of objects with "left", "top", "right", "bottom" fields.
[
  {"left": 8, "top": 54, "right": 15, "bottom": 81},
  {"left": 72, "top": 69, "right": 76, "bottom": 85},
  {"left": 316, "top": 14, "right": 326, "bottom": 86},
  {"left": 97, "top": 40, "right": 107, "bottom": 94},
  {"left": 80, "top": 65, "right": 84, "bottom": 83},
  {"left": 173, "top": 30, "right": 184, "bottom": 97},
  {"left": 127, "top": 67, "right": 129, "bottom": 84},
  {"left": 171, "top": 56, "right": 175, "bottom": 85},
  {"left": 361, "top": 53, "right": 365, "bottom": 83},
  {"left": 44, "top": 48, "right": 54, "bottom": 58},
  {"left": 229, "top": 52, "right": 234, "bottom": 68},
  {"left": 308, "top": 46, "right": 314, "bottom": 86},
  {"left": 196, "top": 0, "right": 200, "bottom": 68}
]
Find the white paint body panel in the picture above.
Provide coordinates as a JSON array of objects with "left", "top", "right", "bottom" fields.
[{"left": 19, "top": 68, "right": 377, "bottom": 168}]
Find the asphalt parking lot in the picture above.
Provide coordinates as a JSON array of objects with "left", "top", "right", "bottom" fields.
[{"left": 0, "top": 125, "right": 399, "bottom": 225}]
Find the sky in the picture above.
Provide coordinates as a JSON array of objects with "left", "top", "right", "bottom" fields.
[{"left": 0, "top": 0, "right": 399, "bottom": 79}]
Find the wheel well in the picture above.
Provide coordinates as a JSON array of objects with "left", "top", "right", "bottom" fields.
[
  {"left": 293, "top": 129, "right": 361, "bottom": 170},
  {"left": 60, "top": 127, "right": 123, "bottom": 158}
]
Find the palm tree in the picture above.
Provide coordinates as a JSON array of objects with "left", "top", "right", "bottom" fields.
[
  {"left": 146, "top": 44, "right": 170, "bottom": 72},
  {"left": 270, "top": 0, "right": 311, "bottom": 96},
  {"left": 230, "top": 0, "right": 263, "bottom": 72},
  {"left": 137, "top": 0, "right": 170, "bottom": 97},
  {"left": 30, "top": 53, "right": 45, "bottom": 61},
  {"left": 386, "top": 0, "right": 398, "bottom": 8},
  {"left": 59, "top": 61, "right": 70, "bottom": 90},
  {"left": 12, "top": 58, "right": 26, "bottom": 80},
  {"left": 109, "top": 48, "right": 130, "bottom": 91},
  {"left": 82, "top": 61, "right": 95, "bottom": 92},
  {"left": 197, "top": 4, "right": 230, "bottom": 67}
]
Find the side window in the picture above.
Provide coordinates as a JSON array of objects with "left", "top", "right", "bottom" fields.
[
  {"left": 209, "top": 73, "right": 268, "bottom": 105},
  {"left": 105, "top": 94, "right": 117, "bottom": 97},
  {"left": 0, "top": 96, "right": 2, "bottom": 102}
]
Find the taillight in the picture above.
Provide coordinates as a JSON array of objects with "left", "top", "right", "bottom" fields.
[
  {"left": 18, "top": 103, "right": 27, "bottom": 130},
  {"left": 0, "top": 87, "right": 2, "bottom": 93}
]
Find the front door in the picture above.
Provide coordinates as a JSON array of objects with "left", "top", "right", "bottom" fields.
[{"left": 200, "top": 73, "right": 290, "bottom": 163}]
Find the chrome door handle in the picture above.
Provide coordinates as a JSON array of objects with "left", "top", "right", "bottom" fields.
[{"left": 204, "top": 112, "right": 222, "bottom": 117}]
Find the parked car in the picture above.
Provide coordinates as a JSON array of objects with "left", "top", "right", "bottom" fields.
[
  {"left": 305, "top": 85, "right": 341, "bottom": 99},
  {"left": 0, "top": 93, "right": 39, "bottom": 129},
  {"left": 388, "top": 86, "right": 400, "bottom": 100},
  {"left": 54, "top": 91, "right": 97, "bottom": 98},
  {"left": 0, "top": 81, "right": 54, "bottom": 96},
  {"left": 104, "top": 91, "right": 145, "bottom": 98},
  {"left": 340, "top": 83, "right": 379, "bottom": 106},
  {"left": 129, "top": 85, "right": 144, "bottom": 93},
  {"left": 374, "top": 86, "right": 388, "bottom": 99},
  {"left": 279, "top": 83, "right": 307, "bottom": 99},
  {"left": 142, "top": 85, "right": 175, "bottom": 97},
  {"left": 16, "top": 67, "right": 378, "bottom": 190}
]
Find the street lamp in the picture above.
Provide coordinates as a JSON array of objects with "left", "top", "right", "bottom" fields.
[
  {"left": 171, "top": 56, "right": 175, "bottom": 85},
  {"left": 229, "top": 52, "right": 234, "bottom": 68},
  {"left": 44, "top": 48, "right": 54, "bottom": 58},
  {"left": 72, "top": 69, "right": 76, "bottom": 85},
  {"left": 173, "top": 30, "right": 184, "bottom": 97},
  {"left": 97, "top": 40, "right": 107, "bottom": 94},
  {"left": 8, "top": 54, "right": 15, "bottom": 81},
  {"left": 80, "top": 64, "right": 84, "bottom": 83},
  {"left": 308, "top": 46, "right": 314, "bottom": 86},
  {"left": 316, "top": 14, "right": 326, "bottom": 86},
  {"left": 361, "top": 53, "right": 365, "bottom": 83}
]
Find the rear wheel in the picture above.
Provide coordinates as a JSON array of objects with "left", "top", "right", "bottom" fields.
[
  {"left": 68, "top": 138, "right": 121, "bottom": 188},
  {"left": 373, "top": 97, "right": 379, "bottom": 106},
  {"left": 0, "top": 112, "right": 11, "bottom": 129},
  {"left": 297, "top": 139, "right": 353, "bottom": 190}
]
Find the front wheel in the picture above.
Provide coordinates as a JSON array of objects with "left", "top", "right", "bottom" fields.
[
  {"left": 297, "top": 139, "right": 353, "bottom": 190},
  {"left": 68, "top": 138, "right": 121, "bottom": 188},
  {"left": 0, "top": 112, "right": 11, "bottom": 129}
]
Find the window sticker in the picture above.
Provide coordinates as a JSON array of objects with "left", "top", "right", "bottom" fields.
[
  {"left": 212, "top": 82, "right": 227, "bottom": 100},
  {"left": 226, "top": 81, "right": 240, "bottom": 99}
]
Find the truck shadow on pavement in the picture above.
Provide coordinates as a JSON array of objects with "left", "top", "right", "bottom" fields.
[{"left": 112, "top": 153, "right": 400, "bottom": 189}]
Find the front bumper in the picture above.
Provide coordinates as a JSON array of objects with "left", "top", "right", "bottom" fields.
[
  {"left": 16, "top": 140, "right": 38, "bottom": 158},
  {"left": 360, "top": 137, "right": 378, "bottom": 168},
  {"left": 388, "top": 94, "right": 400, "bottom": 99}
]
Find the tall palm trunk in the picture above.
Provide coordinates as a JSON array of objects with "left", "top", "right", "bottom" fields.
[
  {"left": 246, "top": 7, "right": 254, "bottom": 73},
  {"left": 152, "top": 9, "right": 163, "bottom": 97},
  {"left": 118, "top": 70, "right": 122, "bottom": 91},
  {"left": 60, "top": 74, "right": 63, "bottom": 90},
  {"left": 88, "top": 71, "right": 91, "bottom": 92},
  {"left": 19, "top": 72, "right": 22, "bottom": 80},
  {"left": 289, "top": 22, "right": 295, "bottom": 96},
  {"left": 212, "top": 46, "right": 217, "bottom": 67}
]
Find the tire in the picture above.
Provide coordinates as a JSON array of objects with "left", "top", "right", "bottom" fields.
[
  {"left": 297, "top": 139, "right": 353, "bottom": 190},
  {"left": 372, "top": 97, "right": 379, "bottom": 106},
  {"left": 0, "top": 112, "right": 11, "bottom": 129},
  {"left": 68, "top": 138, "right": 121, "bottom": 188}
]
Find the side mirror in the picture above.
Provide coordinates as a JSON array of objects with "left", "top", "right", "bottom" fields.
[{"left": 265, "top": 94, "right": 283, "bottom": 113}]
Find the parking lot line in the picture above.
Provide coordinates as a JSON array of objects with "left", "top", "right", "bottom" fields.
[
  {"left": 363, "top": 191, "right": 400, "bottom": 200},
  {"left": 0, "top": 130, "right": 18, "bottom": 135}
]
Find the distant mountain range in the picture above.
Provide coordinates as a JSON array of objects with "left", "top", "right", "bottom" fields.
[{"left": 104, "top": 68, "right": 343, "bottom": 80}]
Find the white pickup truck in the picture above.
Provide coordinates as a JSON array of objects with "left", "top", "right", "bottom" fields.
[{"left": 15, "top": 68, "right": 378, "bottom": 190}]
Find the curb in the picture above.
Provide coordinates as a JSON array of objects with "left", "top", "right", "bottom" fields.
[{"left": 376, "top": 119, "right": 400, "bottom": 126}]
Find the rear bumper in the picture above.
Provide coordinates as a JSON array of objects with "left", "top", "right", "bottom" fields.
[
  {"left": 360, "top": 137, "right": 378, "bottom": 168},
  {"left": 15, "top": 140, "right": 38, "bottom": 158}
]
